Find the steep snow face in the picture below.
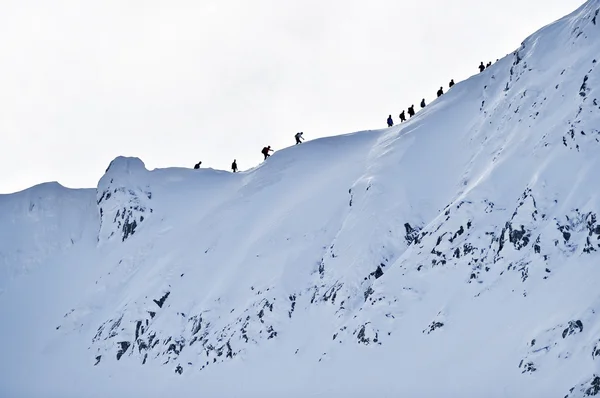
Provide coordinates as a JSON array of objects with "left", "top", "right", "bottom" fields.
[
  {"left": 2, "top": 1, "right": 600, "bottom": 397},
  {"left": 0, "top": 182, "right": 97, "bottom": 294}
]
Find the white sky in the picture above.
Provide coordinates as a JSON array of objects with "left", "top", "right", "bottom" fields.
[{"left": 0, "top": 0, "right": 585, "bottom": 193}]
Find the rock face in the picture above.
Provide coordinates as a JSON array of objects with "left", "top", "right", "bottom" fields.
[
  {"left": 96, "top": 157, "right": 153, "bottom": 244},
  {"left": 2, "top": 2, "right": 600, "bottom": 398}
]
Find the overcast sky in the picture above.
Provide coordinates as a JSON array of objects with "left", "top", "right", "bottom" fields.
[{"left": 0, "top": 0, "right": 585, "bottom": 193}]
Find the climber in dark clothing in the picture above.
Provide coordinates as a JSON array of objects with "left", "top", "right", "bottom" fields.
[
  {"left": 194, "top": 161, "right": 202, "bottom": 169},
  {"left": 387, "top": 115, "right": 394, "bottom": 127},
  {"left": 420, "top": 99, "right": 426, "bottom": 108},
  {"left": 261, "top": 146, "right": 273, "bottom": 160},
  {"left": 407, "top": 105, "right": 415, "bottom": 118},
  {"left": 399, "top": 110, "right": 406, "bottom": 122},
  {"left": 449, "top": 79, "right": 455, "bottom": 88},
  {"left": 486, "top": 61, "right": 492, "bottom": 68},
  {"left": 295, "top": 132, "right": 304, "bottom": 145},
  {"left": 437, "top": 87, "right": 444, "bottom": 97},
  {"left": 479, "top": 62, "right": 485, "bottom": 72},
  {"left": 231, "top": 159, "right": 238, "bottom": 173}
]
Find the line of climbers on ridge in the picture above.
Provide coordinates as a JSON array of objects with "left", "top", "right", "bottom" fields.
[
  {"left": 386, "top": 60, "right": 495, "bottom": 127},
  {"left": 260, "top": 132, "right": 304, "bottom": 160},
  {"left": 479, "top": 61, "right": 493, "bottom": 72},
  {"left": 192, "top": 132, "right": 306, "bottom": 172},
  {"left": 195, "top": 60, "right": 499, "bottom": 172}
]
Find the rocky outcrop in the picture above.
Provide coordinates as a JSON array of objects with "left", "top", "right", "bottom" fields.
[{"left": 96, "top": 157, "right": 153, "bottom": 244}]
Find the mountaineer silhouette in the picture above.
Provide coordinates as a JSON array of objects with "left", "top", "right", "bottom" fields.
[{"left": 261, "top": 146, "right": 273, "bottom": 160}]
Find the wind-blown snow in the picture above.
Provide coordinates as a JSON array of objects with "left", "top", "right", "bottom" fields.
[{"left": 2, "top": 1, "right": 600, "bottom": 397}]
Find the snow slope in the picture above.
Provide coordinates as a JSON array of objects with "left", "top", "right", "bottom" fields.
[
  {"left": 2, "top": 1, "right": 600, "bottom": 397},
  {"left": 0, "top": 182, "right": 97, "bottom": 294}
]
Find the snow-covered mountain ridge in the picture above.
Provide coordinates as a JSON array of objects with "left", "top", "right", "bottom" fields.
[{"left": 1, "top": 1, "right": 600, "bottom": 397}]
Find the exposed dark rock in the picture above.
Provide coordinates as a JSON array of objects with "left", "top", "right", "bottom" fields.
[
  {"left": 463, "top": 243, "right": 474, "bottom": 255},
  {"left": 102, "top": 316, "right": 123, "bottom": 340},
  {"left": 122, "top": 218, "right": 138, "bottom": 241},
  {"left": 189, "top": 315, "right": 203, "bottom": 336},
  {"left": 584, "top": 237, "right": 597, "bottom": 253},
  {"left": 508, "top": 223, "right": 531, "bottom": 249},
  {"left": 356, "top": 324, "right": 378, "bottom": 345},
  {"left": 135, "top": 320, "right": 142, "bottom": 340},
  {"left": 454, "top": 226, "right": 465, "bottom": 238},
  {"left": 267, "top": 326, "right": 277, "bottom": 339},
  {"left": 116, "top": 341, "right": 131, "bottom": 360},
  {"left": 580, "top": 75, "right": 589, "bottom": 97},
  {"left": 498, "top": 226, "right": 507, "bottom": 255},
  {"left": 321, "top": 284, "right": 341, "bottom": 304},
  {"left": 586, "top": 376, "right": 600, "bottom": 396},
  {"left": 288, "top": 295, "right": 296, "bottom": 318},
  {"left": 138, "top": 340, "right": 148, "bottom": 353},
  {"left": 363, "top": 287, "right": 374, "bottom": 302},
  {"left": 404, "top": 223, "right": 422, "bottom": 245},
  {"left": 520, "top": 361, "right": 536, "bottom": 373},
  {"left": 147, "top": 332, "right": 156, "bottom": 348},
  {"left": 153, "top": 291, "right": 171, "bottom": 308},
  {"left": 225, "top": 341, "right": 233, "bottom": 358},
  {"left": 562, "top": 320, "right": 584, "bottom": 338},
  {"left": 424, "top": 321, "right": 444, "bottom": 334},
  {"left": 371, "top": 265, "right": 384, "bottom": 279},
  {"left": 94, "top": 355, "right": 101, "bottom": 366}
]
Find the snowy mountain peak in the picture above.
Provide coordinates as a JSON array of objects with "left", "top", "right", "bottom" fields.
[
  {"left": 97, "top": 157, "right": 153, "bottom": 244},
  {"left": 3, "top": 2, "right": 600, "bottom": 397},
  {"left": 103, "top": 156, "right": 147, "bottom": 177}
]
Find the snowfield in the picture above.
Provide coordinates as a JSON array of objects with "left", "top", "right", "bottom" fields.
[{"left": 2, "top": 1, "right": 600, "bottom": 397}]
